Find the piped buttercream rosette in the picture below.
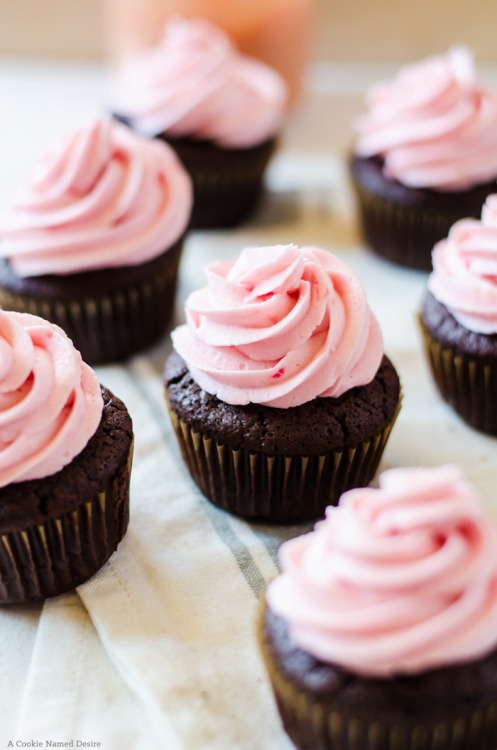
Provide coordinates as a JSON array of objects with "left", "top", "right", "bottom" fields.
[
  {"left": 428, "top": 194, "right": 497, "bottom": 334},
  {"left": 355, "top": 47, "right": 497, "bottom": 190},
  {"left": 267, "top": 465, "right": 497, "bottom": 677},
  {"left": 0, "top": 310, "right": 103, "bottom": 487},
  {"left": 171, "top": 244, "right": 383, "bottom": 408},
  {"left": 0, "top": 115, "right": 192, "bottom": 277},
  {"left": 111, "top": 16, "right": 287, "bottom": 148}
]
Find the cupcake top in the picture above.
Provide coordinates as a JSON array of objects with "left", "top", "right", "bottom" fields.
[
  {"left": 427, "top": 195, "right": 497, "bottom": 334},
  {"left": 0, "top": 115, "right": 192, "bottom": 277},
  {"left": 267, "top": 465, "right": 497, "bottom": 678},
  {"left": 111, "top": 16, "right": 288, "bottom": 149},
  {"left": 0, "top": 310, "right": 103, "bottom": 487},
  {"left": 354, "top": 47, "right": 497, "bottom": 191},
  {"left": 171, "top": 244, "right": 383, "bottom": 408}
]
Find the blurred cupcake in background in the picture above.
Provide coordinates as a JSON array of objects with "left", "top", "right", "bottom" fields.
[
  {"left": 111, "top": 17, "right": 288, "bottom": 228},
  {"left": 350, "top": 47, "right": 497, "bottom": 271},
  {"left": 420, "top": 194, "right": 497, "bottom": 434},
  {"left": 260, "top": 464, "right": 497, "bottom": 750},
  {"left": 0, "top": 115, "right": 192, "bottom": 364}
]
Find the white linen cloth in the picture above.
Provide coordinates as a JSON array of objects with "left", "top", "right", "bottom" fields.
[{"left": 2, "top": 61, "right": 497, "bottom": 750}]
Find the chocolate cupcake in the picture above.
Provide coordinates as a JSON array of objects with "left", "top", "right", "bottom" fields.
[
  {"left": 0, "top": 116, "right": 192, "bottom": 365},
  {"left": 350, "top": 47, "right": 497, "bottom": 271},
  {"left": 0, "top": 311, "right": 133, "bottom": 604},
  {"left": 420, "top": 195, "right": 497, "bottom": 434},
  {"left": 260, "top": 465, "right": 497, "bottom": 750},
  {"left": 165, "top": 244, "right": 401, "bottom": 523},
  {"left": 111, "top": 17, "right": 287, "bottom": 229}
]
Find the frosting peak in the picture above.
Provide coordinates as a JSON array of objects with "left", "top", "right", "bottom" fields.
[
  {"left": 0, "top": 115, "right": 192, "bottom": 277},
  {"left": 111, "top": 17, "right": 288, "bottom": 148},
  {"left": 428, "top": 194, "right": 497, "bottom": 333},
  {"left": 354, "top": 47, "right": 497, "bottom": 191},
  {"left": 267, "top": 465, "right": 497, "bottom": 677},
  {"left": 171, "top": 244, "right": 383, "bottom": 408},
  {"left": 0, "top": 310, "right": 103, "bottom": 487}
]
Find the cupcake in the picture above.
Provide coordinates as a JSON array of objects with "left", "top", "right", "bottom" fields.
[
  {"left": 420, "top": 194, "right": 497, "bottom": 434},
  {"left": 350, "top": 47, "right": 497, "bottom": 271},
  {"left": 111, "top": 17, "right": 287, "bottom": 229},
  {"left": 0, "top": 310, "right": 133, "bottom": 604},
  {"left": 0, "top": 115, "right": 192, "bottom": 365},
  {"left": 260, "top": 465, "right": 497, "bottom": 750},
  {"left": 165, "top": 244, "right": 401, "bottom": 523}
]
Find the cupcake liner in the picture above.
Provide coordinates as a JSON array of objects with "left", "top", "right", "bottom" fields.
[
  {"left": 187, "top": 170, "right": 267, "bottom": 229},
  {"left": 0, "top": 245, "right": 183, "bottom": 365},
  {"left": 419, "top": 319, "right": 497, "bottom": 435},
  {"left": 352, "top": 185, "right": 462, "bottom": 272},
  {"left": 258, "top": 603, "right": 497, "bottom": 750},
  {"left": 166, "top": 397, "right": 401, "bottom": 523},
  {"left": 0, "top": 441, "right": 132, "bottom": 604},
  {"left": 349, "top": 155, "right": 497, "bottom": 272},
  {"left": 158, "top": 135, "right": 277, "bottom": 229}
]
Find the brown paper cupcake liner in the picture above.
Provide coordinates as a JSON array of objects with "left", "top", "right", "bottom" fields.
[
  {"left": 419, "top": 319, "right": 497, "bottom": 435},
  {"left": 352, "top": 186, "right": 463, "bottom": 272},
  {"left": 189, "top": 163, "right": 269, "bottom": 228},
  {"left": 0, "top": 250, "right": 182, "bottom": 365},
  {"left": 166, "top": 397, "right": 401, "bottom": 523},
  {"left": 258, "top": 604, "right": 497, "bottom": 750},
  {"left": 349, "top": 155, "right": 497, "bottom": 272},
  {"left": 188, "top": 175, "right": 267, "bottom": 229},
  {"left": 191, "top": 159, "right": 274, "bottom": 187},
  {"left": 158, "top": 134, "right": 277, "bottom": 229},
  {"left": 0, "top": 441, "right": 132, "bottom": 604}
]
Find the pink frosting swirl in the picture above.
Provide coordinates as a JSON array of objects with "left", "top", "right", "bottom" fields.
[
  {"left": 267, "top": 465, "right": 497, "bottom": 677},
  {"left": 354, "top": 47, "right": 497, "bottom": 190},
  {"left": 0, "top": 115, "right": 192, "bottom": 277},
  {"left": 0, "top": 310, "right": 103, "bottom": 487},
  {"left": 171, "top": 244, "right": 383, "bottom": 408},
  {"left": 428, "top": 195, "right": 497, "bottom": 333},
  {"left": 111, "top": 17, "right": 287, "bottom": 148}
]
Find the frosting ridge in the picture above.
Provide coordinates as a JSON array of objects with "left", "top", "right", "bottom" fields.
[
  {"left": 267, "top": 465, "right": 497, "bottom": 677},
  {"left": 171, "top": 244, "right": 383, "bottom": 408},
  {"left": 354, "top": 47, "right": 497, "bottom": 191},
  {"left": 428, "top": 194, "right": 497, "bottom": 333},
  {"left": 0, "top": 310, "right": 103, "bottom": 487},
  {"left": 111, "top": 17, "right": 287, "bottom": 148},
  {"left": 0, "top": 115, "right": 192, "bottom": 277}
]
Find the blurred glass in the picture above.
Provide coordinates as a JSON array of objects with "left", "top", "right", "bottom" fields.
[{"left": 105, "top": 0, "right": 316, "bottom": 107}]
